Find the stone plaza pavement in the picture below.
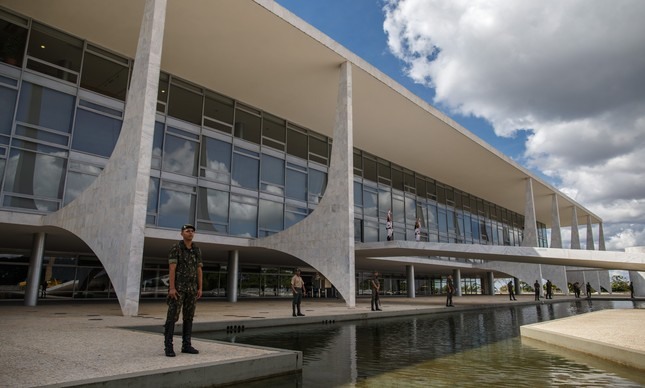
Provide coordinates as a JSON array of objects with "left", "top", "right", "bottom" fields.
[{"left": 0, "top": 294, "right": 642, "bottom": 387}]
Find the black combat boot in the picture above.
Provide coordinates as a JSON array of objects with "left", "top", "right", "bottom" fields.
[
  {"left": 292, "top": 304, "right": 297, "bottom": 317},
  {"left": 164, "top": 321, "right": 176, "bottom": 357},
  {"left": 181, "top": 320, "right": 199, "bottom": 354},
  {"left": 297, "top": 304, "right": 305, "bottom": 316}
]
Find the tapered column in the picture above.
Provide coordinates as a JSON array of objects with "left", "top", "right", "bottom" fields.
[
  {"left": 227, "top": 250, "right": 239, "bottom": 302},
  {"left": 453, "top": 269, "right": 462, "bottom": 297},
  {"left": 521, "top": 178, "right": 538, "bottom": 247},
  {"left": 486, "top": 271, "right": 495, "bottom": 295},
  {"left": 550, "top": 194, "right": 562, "bottom": 248},
  {"left": 598, "top": 222, "right": 606, "bottom": 251},
  {"left": 570, "top": 207, "right": 580, "bottom": 249},
  {"left": 43, "top": 0, "right": 166, "bottom": 315},
  {"left": 252, "top": 61, "right": 355, "bottom": 307},
  {"left": 585, "top": 216, "right": 594, "bottom": 250},
  {"left": 24, "top": 233, "right": 46, "bottom": 307},
  {"left": 406, "top": 265, "right": 415, "bottom": 298}
]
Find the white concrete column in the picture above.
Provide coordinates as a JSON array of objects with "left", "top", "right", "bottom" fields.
[
  {"left": 626, "top": 247, "right": 645, "bottom": 297},
  {"left": 486, "top": 271, "right": 495, "bottom": 295},
  {"left": 252, "top": 61, "right": 356, "bottom": 307},
  {"left": 227, "top": 250, "right": 239, "bottom": 302},
  {"left": 24, "top": 233, "right": 46, "bottom": 306},
  {"left": 586, "top": 215, "right": 595, "bottom": 250},
  {"left": 570, "top": 207, "right": 581, "bottom": 249},
  {"left": 406, "top": 265, "right": 415, "bottom": 298},
  {"left": 598, "top": 222, "right": 606, "bottom": 251},
  {"left": 43, "top": 0, "right": 166, "bottom": 316},
  {"left": 521, "top": 178, "right": 538, "bottom": 247},
  {"left": 550, "top": 194, "right": 562, "bottom": 248},
  {"left": 453, "top": 269, "right": 462, "bottom": 297}
]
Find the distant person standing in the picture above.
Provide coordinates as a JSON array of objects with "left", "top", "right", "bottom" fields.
[
  {"left": 164, "top": 224, "right": 203, "bottom": 357},
  {"left": 545, "top": 279, "right": 553, "bottom": 299},
  {"left": 40, "top": 279, "right": 47, "bottom": 298},
  {"left": 371, "top": 272, "right": 382, "bottom": 311},
  {"left": 414, "top": 218, "right": 421, "bottom": 242},
  {"left": 534, "top": 280, "right": 540, "bottom": 301},
  {"left": 508, "top": 280, "right": 517, "bottom": 301},
  {"left": 586, "top": 282, "right": 592, "bottom": 299},
  {"left": 573, "top": 282, "right": 581, "bottom": 298},
  {"left": 291, "top": 269, "right": 306, "bottom": 317},
  {"left": 630, "top": 281, "right": 634, "bottom": 299},
  {"left": 386, "top": 209, "right": 393, "bottom": 241},
  {"left": 446, "top": 275, "right": 455, "bottom": 307}
]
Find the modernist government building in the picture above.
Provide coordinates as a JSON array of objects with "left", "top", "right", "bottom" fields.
[{"left": 0, "top": 0, "right": 643, "bottom": 315}]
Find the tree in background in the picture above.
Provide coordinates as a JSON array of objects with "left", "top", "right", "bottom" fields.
[{"left": 611, "top": 274, "right": 630, "bottom": 292}]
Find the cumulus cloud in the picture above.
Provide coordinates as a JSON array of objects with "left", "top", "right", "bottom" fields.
[{"left": 383, "top": 0, "right": 645, "bottom": 250}]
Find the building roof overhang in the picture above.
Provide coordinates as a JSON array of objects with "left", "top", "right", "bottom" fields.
[{"left": 1, "top": 0, "right": 601, "bottom": 228}]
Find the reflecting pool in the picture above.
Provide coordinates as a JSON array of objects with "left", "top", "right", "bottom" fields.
[{"left": 200, "top": 300, "right": 645, "bottom": 387}]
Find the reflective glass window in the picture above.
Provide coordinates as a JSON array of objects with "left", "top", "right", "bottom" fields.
[
  {"left": 71, "top": 108, "right": 122, "bottom": 157},
  {"left": 287, "top": 128, "right": 307, "bottom": 159},
  {"left": 157, "top": 72, "right": 168, "bottom": 111},
  {"left": 286, "top": 168, "right": 306, "bottom": 201},
  {"left": 204, "top": 92, "right": 234, "bottom": 125},
  {"left": 167, "top": 84, "right": 202, "bottom": 125},
  {"left": 157, "top": 183, "right": 195, "bottom": 229},
  {"left": 16, "top": 82, "right": 75, "bottom": 133},
  {"left": 262, "top": 113, "right": 285, "bottom": 151},
  {"left": 259, "top": 199, "right": 283, "bottom": 231},
  {"left": 200, "top": 136, "right": 231, "bottom": 183},
  {"left": 391, "top": 169, "right": 403, "bottom": 190},
  {"left": 308, "top": 169, "right": 326, "bottom": 204},
  {"left": 4, "top": 148, "right": 66, "bottom": 199},
  {"left": 63, "top": 161, "right": 102, "bottom": 205},
  {"left": 151, "top": 121, "right": 164, "bottom": 169},
  {"left": 363, "top": 221, "right": 378, "bottom": 242},
  {"left": 162, "top": 132, "right": 198, "bottom": 176},
  {"left": 232, "top": 152, "right": 259, "bottom": 190},
  {"left": 230, "top": 194, "right": 257, "bottom": 237},
  {"left": 80, "top": 52, "right": 129, "bottom": 101},
  {"left": 363, "top": 187, "right": 377, "bottom": 217},
  {"left": 27, "top": 23, "right": 82, "bottom": 82},
  {"left": 354, "top": 181, "right": 363, "bottom": 207},
  {"left": 378, "top": 188, "right": 391, "bottom": 217},
  {"left": 0, "top": 84, "right": 17, "bottom": 135},
  {"left": 261, "top": 154, "right": 284, "bottom": 195},
  {"left": 393, "top": 195, "right": 404, "bottom": 223},
  {"left": 0, "top": 18, "right": 28, "bottom": 67},
  {"left": 197, "top": 187, "right": 229, "bottom": 233},
  {"left": 427, "top": 203, "right": 437, "bottom": 226},
  {"left": 309, "top": 135, "right": 327, "bottom": 164},
  {"left": 363, "top": 157, "right": 377, "bottom": 182},
  {"left": 147, "top": 177, "right": 159, "bottom": 214},
  {"left": 234, "top": 108, "right": 261, "bottom": 145},
  {"left": 405, "top": 196, "right": 416, "bottom": 223},
  {"left": 285, "top": 205, "right": 306, "bottom": 229}
]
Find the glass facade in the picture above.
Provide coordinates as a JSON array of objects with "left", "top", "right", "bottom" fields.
[{"left": 0, "top": 9, "right": 549, "bottom": 299}]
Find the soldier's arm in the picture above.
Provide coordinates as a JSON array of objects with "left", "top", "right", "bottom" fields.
[
  {"left": 197, "top": 266, "right": 203, "bottom": 299},
  {"left": 168, "top": 263, "right": 178, "bottom": 299}
]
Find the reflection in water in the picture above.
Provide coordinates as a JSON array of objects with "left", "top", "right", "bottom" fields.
[{"left": 202, "top": 301, "right": 644, "bottom": 387}]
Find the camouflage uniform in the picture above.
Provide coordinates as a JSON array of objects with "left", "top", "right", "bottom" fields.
[{"left": 164, "top": 240, "right": 202, "bottom": 355}]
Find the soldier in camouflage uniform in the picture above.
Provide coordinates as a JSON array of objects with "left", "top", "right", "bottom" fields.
[{"left": 163, "top": 224, "right": 203, "bottom": 357}]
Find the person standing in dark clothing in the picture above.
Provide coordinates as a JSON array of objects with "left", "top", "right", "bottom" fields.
[
  {"left": 573, "top": 282, "right": 581, "bottom": 298},
  {"left": 371, "top": 272, "right": 382, "bottom": 311},
  {"left": 545, "top": 279, "right": 553, "bottom": 299},
  {"left": 164, "top": 224, "right": 203, "bottom": 357},
  {"left": 534, "top": 280, "right": 540, "bottom": 301},
  {"left": 291, "top": 269, "right": 306, "bottom": 317},
  {"left": 40, "top": 279, "right": 47, "bottom": 298},
  {"left": 630, "top": 281, "right": 634, "bottom": 299},
  {"left": 508, "top": 280, "right": 517, "bottom": 301},
  {"left": 586, "top": 282, "right": 592, "bottom": 299},
  {"left": 446, "top": 275, "right": 455, "bottom": 307}
]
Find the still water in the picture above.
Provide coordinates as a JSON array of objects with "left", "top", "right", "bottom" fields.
[{"left": 201, "top": 300, "right": 645, "bottom": 387}]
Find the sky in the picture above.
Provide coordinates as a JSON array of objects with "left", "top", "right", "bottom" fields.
[{"left": 275, "top": 0, "right": 645, "bottom": 253}]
